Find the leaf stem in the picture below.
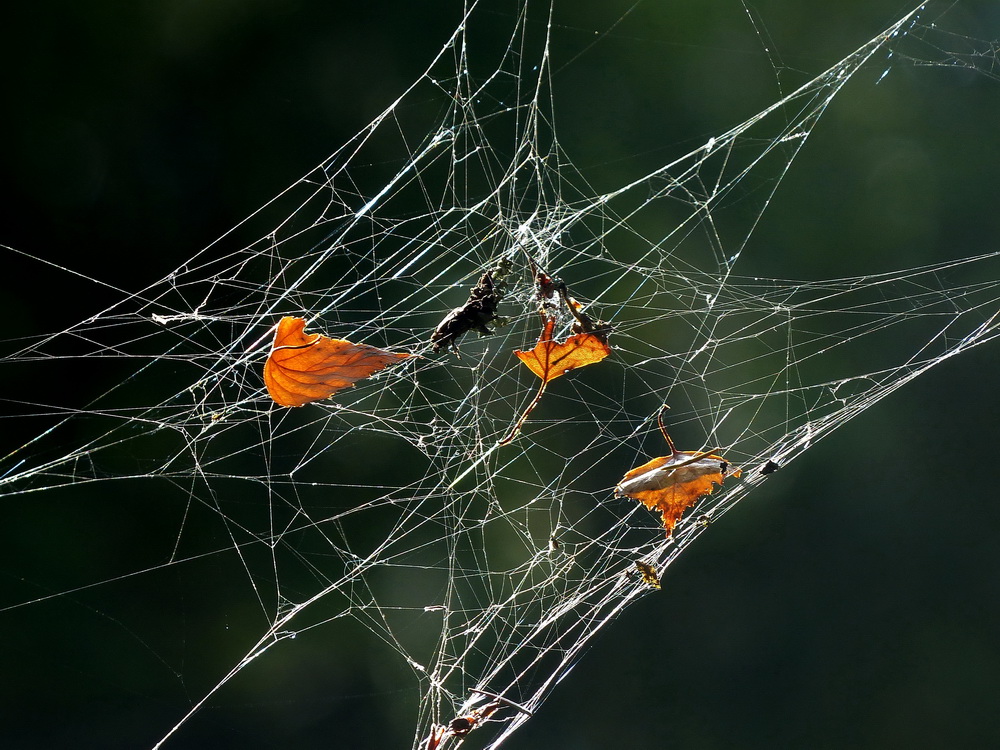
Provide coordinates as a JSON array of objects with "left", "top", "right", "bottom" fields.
[
  {"left": 498, "top": 378, "right": 548, "bottom": 446},
  {"left": 656, "top": 406, "right": 677, "bottom": 454}
]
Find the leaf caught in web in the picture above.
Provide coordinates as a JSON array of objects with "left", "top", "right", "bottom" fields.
[
  {"left": 431, "top": 262, "right": 511, "bottom": 354},
  {"left": 635, "top": 561, "right": 661, "bottom": 590},
  {"left": 263, "top": 316, "right": 410, "bottom": 407},
  {"left": 498, "top": 314, "right": 611, "bottom": 445},
  {"left": 514, "top": 317, "right": 611, "bottom": 382},
  {"left": 615, "top": 409, "right": 741, "bottom": 536}
]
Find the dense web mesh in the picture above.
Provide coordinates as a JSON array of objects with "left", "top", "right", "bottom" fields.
[{"left": 3, "top": 2, "right": 1000, "bottom": 748}]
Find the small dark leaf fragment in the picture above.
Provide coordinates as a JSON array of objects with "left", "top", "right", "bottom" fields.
[
  {"left": 635, "top": 560, "right": 661, "bottom": 589},
  {"left": 760, "top": 459, "right": 780, "bottom": 475},
  {"left": 431, "top": 272, "right": 505, "bottom": 353}
]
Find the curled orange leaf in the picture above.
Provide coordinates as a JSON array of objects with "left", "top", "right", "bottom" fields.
[
  {"left": 615, "top": 409, "right": 740, "bottom": 535},
  {"left": 264, "top": 316, "right": 410, "bottom": 407}
]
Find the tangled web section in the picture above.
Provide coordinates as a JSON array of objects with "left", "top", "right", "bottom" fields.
[{"left": 2, "top": 2, "right": 999, "bottom": 748}]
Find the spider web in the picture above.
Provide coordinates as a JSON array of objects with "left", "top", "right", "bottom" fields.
[{"left": 3, "top": 2, "right": 1000, "bottom": 748}]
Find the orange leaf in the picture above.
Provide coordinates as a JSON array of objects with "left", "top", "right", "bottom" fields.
[
  {"left": 498, "top": 315, "right": 611, "bottom": 445},
  {"left": 614, "top": 410, "right": 740, "bottom": 535},
  {"left": 514, "top": 317, "right": 611, "bottom": 383},
  {"left": 264, "top": 316, "right": 410, "bottom": 407}
]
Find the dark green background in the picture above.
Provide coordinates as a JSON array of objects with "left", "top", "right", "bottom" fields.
[{"left": 2, "top": 1, "right": 999, "bottom": 748}]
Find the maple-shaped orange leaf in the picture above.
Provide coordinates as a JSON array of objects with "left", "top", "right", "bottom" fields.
[
  {"left": 514, "top": 317, "right": 611, "bottom": 382},
  {"left": 615, "top": 409, "right": 740, "bottom": 536},
  {"left": 498, "top": 315, "right": 611, "bottom": 445},
  {"left": 264, "top": 316, "right": 410, "bottom": 407}
]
